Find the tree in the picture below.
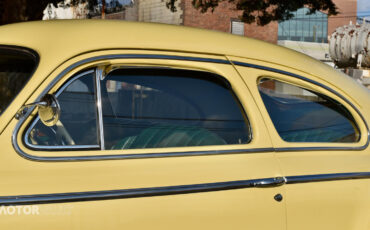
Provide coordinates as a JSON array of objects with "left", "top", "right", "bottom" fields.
[
  {"left": 0, "top": 0, "right": 98, "bottom": 25},
  {"left": 0, "top": 0, "right": 339, "bottom": 26},
  {"left": 166, "top": 0, "right": 338, "bottom": 26},
  {"left": 0, "top": 0, "right": 59, "bottom": 25}
]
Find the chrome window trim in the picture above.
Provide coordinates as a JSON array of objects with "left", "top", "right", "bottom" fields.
[
  {"left": 0, "top": 172, "right": 369, "bottom": 205},
  {"left": 23, "top": 69, "right": 100, "bottom": 150},
  {"left": 12, "top": 54, "right": 369, "bottom": 162},
  {"left": 14, "top": 147, "right": 274, "bottom": 162},
  {"left": 95, "top": 67, "right": 105, "bottom": 150}
]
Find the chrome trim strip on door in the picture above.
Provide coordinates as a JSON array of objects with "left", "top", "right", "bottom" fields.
[
  {"left": 12, "top": 54, "right": 369, "bottom": 162},
  {"left": 0, "top": 177, "right": 264, "bottom": 205},
  {"left": 1, "top": 172, "right": 369, "bottom": 206},
  {"left": 285, "top": 172, "right": 370, "bottom": 184}
]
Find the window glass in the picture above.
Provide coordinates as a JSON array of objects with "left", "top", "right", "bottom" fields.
[
  {"left": 278, "top": 21, "right": 283, "bottom": 37},
  {"left": 231, "top": 21, "right": 245, "bottom": 36},
  {"left": 278, "top": 21, "right": 289, "bottom": 40},
  {"left": 303, "top": 15, "right": 310, "bottom": 41},
  {"left": 0, "top": 47, "right": 37, "bottom": 115},
  {"left": 296, "top": 9, "right": 304, "bottom": 41},
  {"left": 102, "top": 68, "right": 251, "bottom": 149},
  {"left": 278, "top": 7, "right": 328, "bottom": 43},
  {"left": 309, "top": 14, "right": 315, "bottom": 42},
  {"left": 27, "top": 71, "right": 99, "bottom": 147},
  {"left": 290, "top": 15, "right": 296, "bottom": 39},
  {"left": 323, "top": 19, "right": 328, "bottom": 43},
  {"left": 258, "top": 78, "right": 360, "bottom": 143}
]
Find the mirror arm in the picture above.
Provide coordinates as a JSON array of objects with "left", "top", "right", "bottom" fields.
[
  {"left": 15, "top": 101, "right": 48, "bottom": 120},
  {"left": 24, "top": 101, "right": 48, "bottom": 108},
  {"left": 15, "top": 94, "right": 60, "bottom": 126}
]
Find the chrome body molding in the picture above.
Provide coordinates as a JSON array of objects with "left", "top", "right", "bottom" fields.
[
  {"left": 12, "top": 54, "right": 369, "bottom": 162},
  {"left": 12, "top": 148, "right": 275, "bottom": 162},
  {"left": 1, "top": 172, "right": 369, "bottom": 206},
  {"left": 0, "top": 178, "right": 260, "bottom": 205},
  {"left": 285, "top": 172, "right": 370, "bottom": 184}
]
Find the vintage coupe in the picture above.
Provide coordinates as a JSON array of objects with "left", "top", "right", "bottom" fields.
[{"left": 0, "top": 20, "right": 369, "bottom": 229}]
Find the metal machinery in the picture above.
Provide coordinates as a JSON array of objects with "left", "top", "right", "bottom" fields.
[{"left": 329, "top": 22, "right": 370, "bottom": 89}]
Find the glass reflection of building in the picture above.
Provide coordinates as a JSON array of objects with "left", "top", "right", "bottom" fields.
[{"left": 278, "top": 8, "right": 328, "bottom": 43}]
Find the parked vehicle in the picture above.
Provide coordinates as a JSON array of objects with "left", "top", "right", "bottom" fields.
[{"left": 0, "top": 20, "right": 369, "bottom": 230}]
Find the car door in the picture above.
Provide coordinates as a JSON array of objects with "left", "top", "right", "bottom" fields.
[
  {"left": 2, "top": 50, "right": 287, "bottom": 230},
  {"left": 232, "top": 56, "right": 370, "bottom": 230}
]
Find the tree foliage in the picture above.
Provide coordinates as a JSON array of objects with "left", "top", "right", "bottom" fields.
[
  {"left": 166, "top": 0, "right": 338, "bottom": 26},
  {"left": 0, "top": 0, "right": 98, "bottom": 25},
  {"left": 0, "top": 0, "right": 59, "bottom": 25},
  {"left": 0, "top": 0, "right": 339, "bottom": 26}
]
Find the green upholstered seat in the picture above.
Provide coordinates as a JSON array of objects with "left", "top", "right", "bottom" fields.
[
  {"left": 281, "top": 128, "right": 349, "bottom": 142},
  {"left": 112, "top": 124, "right": 226, "bottom": 149}
]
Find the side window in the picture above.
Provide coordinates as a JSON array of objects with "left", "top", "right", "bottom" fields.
[
  {"left": 0, "top": 47, "right": 38, "bottom": 115},
  {"left": 258, "top": 78, "right": 360, "bottom": 143},
  {"left": 25, "top": 68, "right": 251, "bottom": 150},
  {"left": 102, "top": 68, "right": 251, "bottom": 149},
  {"left": 26, "top": 71, "right": 99, "bottom": 148}
]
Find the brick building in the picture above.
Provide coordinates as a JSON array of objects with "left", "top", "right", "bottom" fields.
[
  {"left": 120, "top": 0, "right": 356, "bottom": 45},
  {"left": 183, "top": 0, "right": 357, "bottom": 43},
  {"left": 181, "top": 0, "right": 279, "bottom": 43}
]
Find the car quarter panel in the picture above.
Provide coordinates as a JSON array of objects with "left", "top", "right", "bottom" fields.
[{"left": 231, "top": 56, "right": 370, "bottom": 230}]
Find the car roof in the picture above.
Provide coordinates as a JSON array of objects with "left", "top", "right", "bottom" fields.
[
  {"left": 0, "top": 20, "right": 321, "bottom": 66},
  {"left": 0, "top": 20, "right": 368, "bottom": 104}
]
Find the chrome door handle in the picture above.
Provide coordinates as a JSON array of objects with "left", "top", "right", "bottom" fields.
[{"left": 254, "top": 177, "right": 286, "bottom": 188}]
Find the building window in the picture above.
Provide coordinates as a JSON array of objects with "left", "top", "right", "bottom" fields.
[
  {"left": 278, "top": 8, "right": 328, "bottom": 43},
  {"left": 231, "top": 20, "right": 244, "bottom": 36}
]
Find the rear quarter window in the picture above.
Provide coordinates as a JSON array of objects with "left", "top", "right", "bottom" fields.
[
  {"left": 0, "top": 46, "right": 38, "bottom": 115},
  {"left": 258, "top": 78, "right": 360, "bottom": 143}
]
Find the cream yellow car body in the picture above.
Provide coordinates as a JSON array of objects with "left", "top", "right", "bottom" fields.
[{"left": 0, "top": 20, "right": 369, "bottom": 230}]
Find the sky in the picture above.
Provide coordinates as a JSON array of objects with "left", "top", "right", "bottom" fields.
[{"left": 358, "top": 0, "right": 370, "bottom": 21}]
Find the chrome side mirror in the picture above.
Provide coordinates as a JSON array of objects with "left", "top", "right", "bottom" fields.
[
  {"left": 16, "top": 94, "right": 61, "bottom": 126},
  {"left": 38, "top": 94, "right": 60, "bottom": 126}
]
